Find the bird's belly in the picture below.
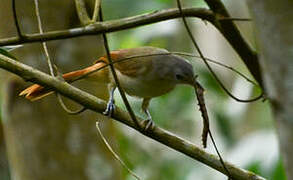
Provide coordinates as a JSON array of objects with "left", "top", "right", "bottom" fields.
[{"left": 117, "top": 73, "right": 175, "bottom": 98}]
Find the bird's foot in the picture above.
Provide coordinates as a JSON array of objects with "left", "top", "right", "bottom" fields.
[
  {"left": 140, "top": 118, "right": 155, "bottom": 132},
  {"left": 103, "top": 101, "right": 115, "bottom": 117}
]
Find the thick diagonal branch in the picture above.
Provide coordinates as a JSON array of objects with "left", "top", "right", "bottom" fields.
[{"left": 204, "top": 0, "right": 263, "bottom": 87}]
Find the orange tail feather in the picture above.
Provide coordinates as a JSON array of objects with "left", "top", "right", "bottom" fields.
[{"left": 19, "top": 61, "right": 108, "bottom": 101}]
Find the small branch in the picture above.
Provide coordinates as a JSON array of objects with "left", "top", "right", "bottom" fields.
[
  {"left": 204, "top": 0, "right": 232, "bottom": 15},
  {"left": 173, "top": 52, "right": 259, "bottom": 86},
  {"left": 176, "top": 0, "right": 263, "bottom": 103},
  {"left": 54, "top": 65, "right": 87, "bottom": 114},
  {"left": 92, "top": 0, "right": 101, "bottom": 22},
  {"left": 218, "top": 17, "right": 251, "bottom": 21},
  {"left": 12, "top": 0, "right": 23, "bottom": 38},
  {"left": 57, "top": 52, "right": 259, "bottom": 97},
  {"left": 0, "top": 7, "right": 214, "bottom": 46},
  {"left": 56, "top": 93, "right": 87, "bottom": 115},
  {"left": 33, "top": 0, "right": 54, "bottom": 76},
  {"left": 204, "top": 0, "right": 263, "bottom": 87},
  {"left": 96, "top": 121, "right": 141, "bottom": 180},
  {"left": 74, "top": 0, "right": 91, "bottom": 25},
  {"left": 34, "top": 0, "right": 84, "bottom": 114},
  {"left": 0, "top": 53, "right": 265, "bottom": 180}
]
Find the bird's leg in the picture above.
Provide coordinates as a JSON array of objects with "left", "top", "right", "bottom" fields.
[
  {"left": 103, "top": 85, "right": 116, "bottom": 116},
  {"left": 141, "top": 98, "right": 155, "bottom": 131}
]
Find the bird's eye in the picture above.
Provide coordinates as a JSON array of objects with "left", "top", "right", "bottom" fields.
[{"left": 175, "top": 74, "right": 184, "bottom": 80}]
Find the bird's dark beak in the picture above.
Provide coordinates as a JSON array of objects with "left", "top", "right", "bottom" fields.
[
  {"left": 189, "top": 74, "right": 198, "bottom": 86},
  {"left": 192, "top": 75, "right": 204, "bottom": 94}
]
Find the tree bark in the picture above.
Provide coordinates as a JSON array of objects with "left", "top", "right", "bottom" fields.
[
  {"left": 246, "top": 0, "right": 293, "bottom": 179},
  {"left": 0, "top": 0, "right": 121, "bottom": 179}
]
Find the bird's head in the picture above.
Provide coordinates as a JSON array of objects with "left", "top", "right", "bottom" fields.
[{"left": 172, "top": 56, "right": 196, "bottom": 86}]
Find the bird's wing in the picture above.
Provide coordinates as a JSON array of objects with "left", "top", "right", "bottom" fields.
[{"left": 95, "top": 47, "right": 167, "bottom": 77}]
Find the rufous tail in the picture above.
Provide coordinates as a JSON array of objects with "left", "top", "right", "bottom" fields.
[{"left": 19, "top": 61, "right": 108, "bottom": 101}]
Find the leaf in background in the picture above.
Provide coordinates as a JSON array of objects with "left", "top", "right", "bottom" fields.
[
  {"left": 271, "top": 158, "right": 287, "bottom": 180},
  {"left": 214, "top": 111, "right": 235, "bottom": 146},
  {"left": 246, "top": 161, "right": 263, "bottom": 176},
  {"left": 1, "top": 45, "right": 23, "bottom": 52},
  {"left": 0, "top": 45, "right": 22, "bottom": 60}
]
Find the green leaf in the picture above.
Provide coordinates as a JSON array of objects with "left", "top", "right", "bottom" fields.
[
  {"left": 1, "top": 45, "right": 22, "bottom": 51},
  {"left": 271, "top": 158, "right": 287, "bottom": 180}
]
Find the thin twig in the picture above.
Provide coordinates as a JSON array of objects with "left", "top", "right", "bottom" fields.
[
  {"left": 176, "top": 1, "right": 263, "bottom": 103},
  {"left": 34, "top": 0, "right": 86, "bottom": 114},
  {"left": 96, "top": 121, "right": 141, "bottom": 180},
  {"left": 172, "top": 52, "right": 259, "bottom": 86},
  {"left": 204, "top": 0, "right": 263, "bottom": 87},
  {"left": 54, "top": 66, "right": 87, "bottom": 114},
  {"left": 67, "top": 52, "right": 258, "bottom": 89},
  {"left": 12, "top": 0, "right": 23, "bottom": 38},
  {"left": 74, "top": 0, "right": 91, "bottom": 25},
  {"left": 98, "top": 2, "right": 141, "bottom": 129},
  {"left": 194, "top": 79, "right": 232, "bottom": 178},
  {"left": 218, "top": 17, "right": 251, "bottom": 21},
  {"left": 56, "top": 93, "right": 87, "bottom": 114},
  {"left": 34, "top": 0, "right": 54, "bottom": 76},
  {"left": 176, "top": 0, "right": 231, "bottom": 178},
  {"left": 208, "top": 128, "right": 231, "bottom": 179},
  {"left": 75, "top": 2, "right": 141, "bottom": 177},
  {"left": 92, "top": 0, "right": 101, "bottom": 22},
  {"left": 0, "top": 7, "right": 215, "bottom": 46}
]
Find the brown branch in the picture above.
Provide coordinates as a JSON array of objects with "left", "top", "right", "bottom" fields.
[
  {"left": 92, "top": 0, "right": 101, "bottom": 22},
  {"left": 12, "top": 0, "right": 23, "bottom": 38},
  {"left": 33, "top": 0, "right": 54, "bottom": 76},
  {"left": 176, "top": 1, "right": 264, "bottom": 103},
  {"left": 218, "top": 17, "right": 251, "bottom": 21},
  {"left": 74, "top": 0, "right": 91, "bottom": 25},
  {"left": 173, "top": 52, "right": 259, "bottom": 86},
  {"left": 0, "top": 53, "right": 265, "bottom": 180},
  {"left": 0, "top": 7, "right": 214, "bottom": 46},
  {"left": 204, "top": 0, "right": 263, "bottom": 87}
]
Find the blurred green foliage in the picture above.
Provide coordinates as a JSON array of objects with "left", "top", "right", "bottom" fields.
[
  {"left": 246, "top": 157, "right": 287, "bottom": 180},
  {"left": 271, "top": 158, "right": 287, "bottom": 180}
]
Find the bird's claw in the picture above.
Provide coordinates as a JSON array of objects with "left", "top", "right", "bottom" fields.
[
  {"left": 140, "top": 118, "right": 155, "bottom": 132},
  {"left": 103, "top": 101, "right": 115, "bottom": 117}
]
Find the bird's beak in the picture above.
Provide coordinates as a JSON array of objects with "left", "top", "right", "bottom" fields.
[{"left": 189, "top": 75, "right": 198, "bottom": 86}]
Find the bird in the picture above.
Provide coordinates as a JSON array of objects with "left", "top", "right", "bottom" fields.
[{"left": 19, "top": 46, "right": 196, "bottom": 128}]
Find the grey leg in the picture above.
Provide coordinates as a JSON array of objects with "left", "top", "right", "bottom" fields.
[
  {"left": 103, "top": 85, "right": 116, "bottom": 116},
  {"left": 141, "top": 98, "right": 155, "bottom": 131}
]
